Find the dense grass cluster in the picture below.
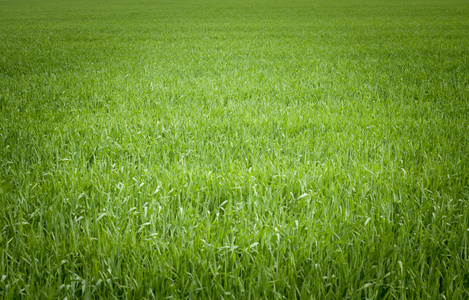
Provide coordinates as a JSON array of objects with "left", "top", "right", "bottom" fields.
[{"left": 1, "top": 0, "right": 468, "bottom": 298}]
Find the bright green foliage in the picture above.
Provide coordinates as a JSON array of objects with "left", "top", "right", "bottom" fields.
[{"left": 1, "top": 0, "right": 468, "bottom": 298}]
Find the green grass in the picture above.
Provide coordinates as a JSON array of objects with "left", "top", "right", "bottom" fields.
[{"left": 1, "top": 0, "right": 468, "bottom": 298}]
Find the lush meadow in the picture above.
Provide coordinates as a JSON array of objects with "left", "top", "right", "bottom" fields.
[{"left": 1, "top": 0, "right": 468, "bottom": 298}]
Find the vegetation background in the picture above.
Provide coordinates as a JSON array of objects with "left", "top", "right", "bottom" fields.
[{"left": 1, "top": 0, "right": 468, "bottom": 298}]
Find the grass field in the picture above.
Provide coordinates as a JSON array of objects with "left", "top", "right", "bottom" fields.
[{"left": 1, "top": 0, "right": 468, "bottom": 298}]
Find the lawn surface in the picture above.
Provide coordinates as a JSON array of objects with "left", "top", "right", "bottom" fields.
[{"left": 1, "top": 0, "right": 468, "bottom": 298}]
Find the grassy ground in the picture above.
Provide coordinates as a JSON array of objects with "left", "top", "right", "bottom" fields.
[{"left": 1, "top": 0, "right": 468, "bottom": 298}]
